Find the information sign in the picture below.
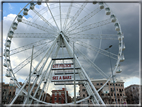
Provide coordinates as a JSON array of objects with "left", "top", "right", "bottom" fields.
[{"left": 52, "top": 75, "right": 72, "bottom": 81}]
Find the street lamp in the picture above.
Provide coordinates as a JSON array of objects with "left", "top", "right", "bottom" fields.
[{"left": 105, "top": 45, "right": 117, "bottom": 104}]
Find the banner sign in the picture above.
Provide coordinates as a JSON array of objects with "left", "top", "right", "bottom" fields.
[
  {"left": 54, "top": 70, "right": 76, "bottom": 74},
  {"left": 53, "top": 64, "right": 71, "bottom": 68},
  {"left": 54, "top": 81, "right": 73, "bottom": 85},
  {"left": 52, "top": 75, "right": 72, "bottom": 81}
]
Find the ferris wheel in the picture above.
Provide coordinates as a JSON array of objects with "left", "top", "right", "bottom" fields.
[{"left": 3, "top": 0, "right": 125, "bottom": 105}]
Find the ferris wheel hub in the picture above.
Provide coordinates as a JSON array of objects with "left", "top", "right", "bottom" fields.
[{"left": 57, "top": 32, "right": 69, "bottom": 47}]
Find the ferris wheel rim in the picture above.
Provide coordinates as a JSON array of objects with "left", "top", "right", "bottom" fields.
[{"left": 4, "top": 1, "right": 125, "bottom": 104}]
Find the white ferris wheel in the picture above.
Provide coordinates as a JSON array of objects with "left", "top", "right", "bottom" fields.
[{"left": 3, "top": 0, "right": 125, "bottom": 105}]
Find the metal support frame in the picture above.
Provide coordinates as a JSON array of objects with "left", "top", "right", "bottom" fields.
[
  {"left": 61, "top": 32, "right": 105, "bottom": 105},
  {"left": 10, "top": 36, "right": 59, "bottom": 105}
]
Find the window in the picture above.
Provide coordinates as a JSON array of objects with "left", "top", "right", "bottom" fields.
[
  {"left": 116, "top": 84, "right": 117, "bottom": 86},
  {"left": 120, "top": 94, "right": 122, "bottom": 96},
  {"left": 100, "top": 83, "right": 103, "bottom": 85},
  {"left": 82, "top": 89, "right": 86, "bottom": 91},
  {"left": 111, "top": 93, "right": 113, "bottom": 96},
  {"left": 54, "top": 97, "right": 57, "bottom": 101},
  {"left": 13, "top": 92, "right": 15, "bottom": 95},
  {"left": 55, "top": 92, "right": 57, "bottom": 96},
  {"left": 82, "top": 84, "right": 84, "bottom": 86},
  {"left": 101, "top": 94, "right": 104, "bottom": 96},
  {"left": 59, "top": 92, "right": 61, "bottom": 96},
  {"left": 117, "top": 89, "right": 118, "bottom": 91},
  {"left": 117, "top": 94, "right": 119, "bottom": 96},
  {"left": 9, "top": 92, "right": 11, "bottom": 95},
  {"left": 97, "top": 83, "right": 99, "bottom": 85},
  {"left": 83, "top": 94, "right": 85, "bottom": 97},
  {"left": 110, "top": 83, "right": 112, "bottom": 86},
  {"left": 59, "top": 97, "right": 61, "bottom": 101}
]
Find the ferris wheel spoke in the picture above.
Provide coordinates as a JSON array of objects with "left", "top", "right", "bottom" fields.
[
  {"left": 74, "top": 45, "right": 109, "bottom": 78},
  {"left": 71, "top": 40, "right": 117, "bottom": 60},
  {"left": 64, "top": 2, "right": 88, "bottom": 31},
  {"left": 22, "top": 19, "right": 57, "bottom": 34},
  {"left": 69, "top": 41, "right": 109, "bottom": 79},
  {"left": 10, "top": 39, "right": 52, "bottom": 55},
  {"left": 24, "top": 57, "right": 53, "bottom": 105},
  {"left": 13, "top": 42, "right": 52, "bottom": 74},
  {"left": 59, "top": 1, "right": 62, "bottom": 30},
  {"left": 62, "top": 2, "right": 73, "bottom": 31},
  {"left": 13, "top": 33, "right": 56, "bottom": 38},
  {"left": 68, "top": 33, "right": 118, "bottom": 38},
  {"left": 46, "top": 3, "right": 60, "bottom": 31},
  {"left": 66, "top": 7, "right": 102, "bottom": 32},
  {"left": 67, "top": 18, "right": 111, "bottom": 35},
  {"left": 28, "top": 45, "right": 60, "bottom": 105},
  {"left": 77, "top": 40, "right": 117, "bottom": 58},
  {"left": 32, "top": 9, "right": 57, "bottom": 32},
  {"left": 69, "top": 36, "right": 118, "bottom": 41},
  {"left": 24, "top": 45, "right": 58, "bottom": 105}
]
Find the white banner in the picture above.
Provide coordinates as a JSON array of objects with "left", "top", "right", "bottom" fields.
[{"left": 53, "top": 64, "right": 72, "bottom": 68}]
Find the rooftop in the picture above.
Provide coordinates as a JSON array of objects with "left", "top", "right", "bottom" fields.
[{"left": 90, "top": 78, "right": 124, "bottom": 83}]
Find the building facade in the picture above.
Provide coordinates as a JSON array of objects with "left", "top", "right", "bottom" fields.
[
  {"left": 2, "top": 82, "right": 51, "bottom": 104},
  {"left": 51, "top": 88, "right": 71, "bottom": 104},
  {"left": 125, "top": 84, "right": 140, "bottom": 104},
  {"left": 79, "top": 79, "right": 127, "bottom": 104}
]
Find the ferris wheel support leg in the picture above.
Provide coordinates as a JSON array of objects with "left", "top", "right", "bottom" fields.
[
  {"left": 78, "top": 69, "right": 99, "bottom": 105},
  {"left": 25, "top": 60, "right": 52, "bottom": 105},
  {"left": 36, "top": 60, "right": 55, "bottom": 102},
  {"left": 28, "top": 45, "right": 60, "bottom": 105},
  {"left": 42, "top": 46, "right": 60, "bottom": 102},
  {"left": 61, "top": 33, "right": 105, "bottom": 105},
  {"left": 23, "top": 59, "right": 52, "bottom": 105},
  {"left": 10, "top": 36, "right": 59, "bottom": 105},
  {"left": 24, "top": 45, "right": 57, "bottom": 105}
]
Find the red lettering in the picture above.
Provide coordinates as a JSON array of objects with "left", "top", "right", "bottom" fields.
[
  {"left": 59, "top": 76, "right": 62, "bottom": 80},
  {"left": 52, "top": 76, "right": 58, "bottom": 80},
  {"left": 53, "top": 76, "right": 56, "bottom": 80}
]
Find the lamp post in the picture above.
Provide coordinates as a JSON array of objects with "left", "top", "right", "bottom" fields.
[
  {"left": 73, "top": 42, "right": 76, "bottom": 104},
  {"left": 105, "top": 45, "right": 117, "bottom": 104}
]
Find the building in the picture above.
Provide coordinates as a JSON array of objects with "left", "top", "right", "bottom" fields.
[
  {"left": 2, "top": 82, "right": 51, "bottom": 104},
  {"left": 79, "top": 79, "right": 127, "bottom": 104},
  {"left": 125, "top": 84, "right": 140, "bottom": 104},
  {"left": 51, "top": 88, "right": 71, "bottom": 104}
]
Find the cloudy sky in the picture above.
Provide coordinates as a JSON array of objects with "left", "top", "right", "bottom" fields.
[{"left": 1, "top": 0, "right": 141, "bottom": 98}]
